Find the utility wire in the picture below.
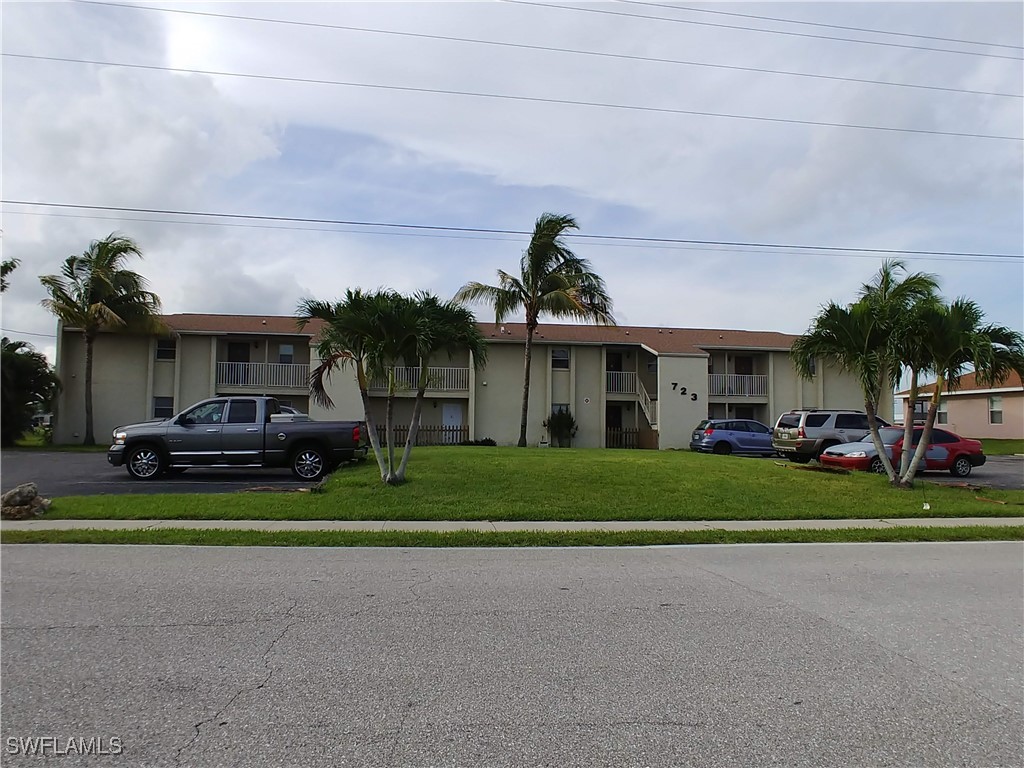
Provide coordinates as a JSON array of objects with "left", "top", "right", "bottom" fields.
[
  {"left": 504, "top": 1, "right": 1024, "bottom": 61},
  {"left": 615, "top": 0, "right": 1024, "bottom": 50},
  {"left": 6, "top": 210, "right": 1017, "bottom": 265},
  {"left": 4, "top": 201, "right": 1021, "bottom": 260},
  {"left": 71, "top": 0, "right": 1021, "bottom": 99},
  {"left": 0, "top": 329, "right": 57, "bottom": 339},
  {"left": 7, "top": 53, "right": 1021, "bottom": 142}
]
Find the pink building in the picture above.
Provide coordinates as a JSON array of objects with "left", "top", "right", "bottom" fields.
[{"left": 899, "top": 372, "right": 1024, "bottom": 440}]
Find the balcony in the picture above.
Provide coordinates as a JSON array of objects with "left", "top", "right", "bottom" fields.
[
  {"left": 606, "top": 371, "right": 637, "bottom": 394},
  {"left": 369, "top": 366, "right": 470, "bottom": 393},
  {"left": 216, "top": 362, "right": 309, "bottom": 390},
  {"left": 708, "top": 374, "right": 769, "bottom": 397}
]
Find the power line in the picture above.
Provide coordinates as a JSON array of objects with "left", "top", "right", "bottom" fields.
[
  {"left": 6, "top": 210, "right": 1017, "bottom": 265},
  {"left": 7, "top": 53, "right": 1021, "bottom": 142},
  {"left": 71, "top": 0, "right": 1020, "bottom": 99},
  {"left": 504, "top": 1, "right": 1024, "bottom": 61},
  {"left": 0, "top": 328, "right": 57, "bottom": 339},
  {"left": 4, "top": 200, "right": 1021, "bottom": 260},
  {"left": 615, "top": 1, "right": 1024, "bottom": 50}
]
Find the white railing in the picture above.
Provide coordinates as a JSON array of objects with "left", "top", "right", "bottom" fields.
[
  {"left": 606, "top": 371, "right": 638, "bottom": 394},
  {"left": 369, "top": 366, "right": 470, "bottom": 392},
  {"left": 217, "top": 362, "right": 309, "bottom": 389},
  {"left": 708, "top": 374, "right": 769, "bottom": 397},
  {"left": 637, "top": 378, "right": 657, "bottom": 427}
]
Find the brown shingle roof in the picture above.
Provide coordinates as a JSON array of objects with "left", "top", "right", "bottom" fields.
[
  {"left": 898, "top": 371, "right": 1024, "bottom": 396},
  {"left": 158, "top": 314, "right": 798, "bottom": 354}
]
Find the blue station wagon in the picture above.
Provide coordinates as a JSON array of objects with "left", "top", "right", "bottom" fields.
[{"left": 689, "top": 419, "right": 776, "bottom": 456}]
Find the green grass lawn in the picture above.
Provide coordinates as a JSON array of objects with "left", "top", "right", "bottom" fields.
[
  {"left": 43, "top": 447, "right": 1024, "bottom": 521},
  {"left": 4, "top": 525, "right": 1022, "bottom": 548},
  {"left": 980, "top": 439, "right": 1024, "bottom": 456}
]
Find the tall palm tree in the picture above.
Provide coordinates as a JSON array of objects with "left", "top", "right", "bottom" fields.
[
  {"left": 454, "top": 213, "right": 615, "bottom": 447},
  {"left": 393, "top": 293, "right": 488, "bottom": 482},
  {"left": 39, "top": 234, "right": 163, "bottom": 445},
  {"left": 900, "top": 299, "right": 1024, "bottom": 485},
  {"left": 792, "top": 260, "right": 939, "bottom": 481}
]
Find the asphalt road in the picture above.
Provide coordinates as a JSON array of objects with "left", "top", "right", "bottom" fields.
[
  {"left": 2, "top": 543, "right": 1022, "bottom": 767},
  {"left": 3, "top": 450, "right": 1022, "bottom": 498}
]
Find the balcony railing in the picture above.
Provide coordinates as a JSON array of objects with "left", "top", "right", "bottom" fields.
[
  {"left": 369, "top": 366, "right": 470, "bottom": 392},
  {"left": 708, "top": 374, "right": 769, "bottom": 397},
  {"left": 606, "top": 371, "right": 638, "bottom": 394},
  {"left": 217, "top": 362, "right": 309, "bottom": 389}
]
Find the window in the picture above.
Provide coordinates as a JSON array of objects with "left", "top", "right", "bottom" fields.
[
  {"left": 911, "top": 399, "right": 929, "bottom": 423},
  {"left": 226, "top": 399, "right": 258, "bottom": 424},
  {"left": 156, "top": 339, "right": 176, "bottom": 360},
  {"left": 931, "top": 430, "right": 957, "bottom": 444},
  {"left": 185, "top": 401, "right": 226, "bottom": 424},
  {"left": 806, "top": 356, "right": 816, "bottom": 376},
  {"left": 937, "top": 400, "right": 948, "bottom": 424},
  {"left": 153, "top": 397, "right": 174, "bottom": 418},
  {"left": 777, "top": 414, "right": 801, "bottom": 429},
  {"left": 647, "top": 358, "right": 658, "bottom": 374},
  {"left": 805, "top": 414, "right": 830, "bottom": 428},
  {"left": 279, "top": 344, "right": 294, "bottom": 365},
  {"left": 551, "top": 349, "right": 569, "bottom": 369},
  {"left": 551, "top": 403, "right": 569, "bottom": 414},
  {"left": 989, "top": 396, "right": 1003, "bottom": 424},
  {"left": 835, "top": 414, "right": 869, "bottom": 430},
  {"left": 727, "top": 421, "right": 750, "bottom": 432}
]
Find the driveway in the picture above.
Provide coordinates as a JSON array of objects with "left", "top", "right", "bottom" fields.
[
  {"left": 2, "top": 543, "right": 1021, "bottom": 767},
  {"left": 0, "top": 450, "right": 312, "bottom": 497}
]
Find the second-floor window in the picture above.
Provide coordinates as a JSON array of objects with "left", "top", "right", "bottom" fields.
[
  {"left": 552, "top": 349, "right": 569, "bottom": 369},
  {"left": 156, "top": 339, "right": 176, "bottom": 361},
  {"left": 279, "top": 344, "right": 294, "bottom": 364}
]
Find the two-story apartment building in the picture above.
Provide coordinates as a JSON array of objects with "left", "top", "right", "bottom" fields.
[
  {"left": 52, "top": 314, "right": 888, "bottom": 448},
  {"left": 898, "top": 372, "right": 1024, "bottom": 439}
]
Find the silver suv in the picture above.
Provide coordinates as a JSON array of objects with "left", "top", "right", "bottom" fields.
[{"left": 772, "top": 410, "right": 890, "bottom": 463}]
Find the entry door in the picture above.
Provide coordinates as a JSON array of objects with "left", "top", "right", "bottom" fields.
[
  {"left": 606, "top": 352, "right": 623, "bottom": 372},
  {"left": 227, "top": 342, "right": 251, "bottom": 386},
  {"left": 734, "top": 356, "right": 753, "bottom": 375},
  {"left": 442, "top": 403, "right": 463, "bottom": 444}
]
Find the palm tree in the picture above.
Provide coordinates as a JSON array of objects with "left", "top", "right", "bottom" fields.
[
  {"left": 297, "top": 289, "right": 396, "bottom": 481},
  {"left": 454, "top": 213, "right": 615, "bottom": 447},
  {"left": 792, "top": 260, "right": 939, "bottom": 481},
  {"left": 1, "top": 258, "right": 19, "bottom": 292},
  {"left": 39, "top": 234, "right": 163, "bottom": 445},
  {"left": 393, "top": 293, "right": 488, "bottom": 482},
  {"left": 900, "top": 299, "right": 1024, "bottom": 486}
]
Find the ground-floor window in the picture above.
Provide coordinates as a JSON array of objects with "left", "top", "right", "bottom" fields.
[
  {"left": 989, "top": 396, "right": 1003, "bottom": 424},
  {"left": 153, "top": 397, "right": 174, "bottom": 418},
  {"left": 937, "top": 400, "right": 948, "bottom": 424}
]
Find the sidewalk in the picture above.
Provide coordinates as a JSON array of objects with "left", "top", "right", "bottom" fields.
[{"left": 2, "top": 517, "right": 1022, "bottom": 532}]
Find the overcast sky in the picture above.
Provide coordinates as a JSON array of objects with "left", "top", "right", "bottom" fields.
[{"left": 2, "top": 0, "right": 1022, "bottom": 365}]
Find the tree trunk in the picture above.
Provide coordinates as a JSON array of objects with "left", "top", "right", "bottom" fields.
[
  {"left": 355, "top": 364, "right": 388, "bottom": 480},
  {"left": 384, "top": 369, "right": 398, "bottom": 484},
  {"left": 864, "top": 392, "right": 896, "bottom": 481},
  {"left": 899, "top": 370, "right": 920, "bottom": 478},
  {"left": 83, "top": 334, "right": 96, "bottom": 446},
  {"left": 901, "top": 376, "right": 944, "bottom": 486},
  {"left": 517, "top": 325, "right": 535, "bottom": 447},
  {"left": 394, "top": 361, "right": 428, "bottom": 483}
]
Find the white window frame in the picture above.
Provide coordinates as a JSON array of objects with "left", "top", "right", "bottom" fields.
[
  {"left": 551, "top": 349, "right": 570, "bottom": 369},
  {"left": 937, "top": 399, "right": 948, "bottom": 424},
  {"left": 279, "top": 343, "right": 294, "bottom": 364},
  {"left": 989, "top": 395, "right": 1003, "bottom": 425}
]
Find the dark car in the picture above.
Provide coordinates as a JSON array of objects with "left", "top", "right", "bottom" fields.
[{"left": 689, "top": 419, "right": 776, "bottom": 456}]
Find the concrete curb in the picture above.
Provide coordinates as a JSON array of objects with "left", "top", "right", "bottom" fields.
[{"left": 2, "top": 517, "right": 1022, "bottom": 532}]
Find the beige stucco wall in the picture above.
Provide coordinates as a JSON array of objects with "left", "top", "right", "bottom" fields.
[
  {"left": 54, "top": 332, "right": 150, "bottom": 443},
  {"left": 178, "top": 335, "right": 215, "bottom": 408},
  {"left": 472, "top": 342, "right": 549, "bottom": 446},
  {"left": 572, "top": 345, "right": 603, "bottom": 448},
  {"left": 306, "top": 344, "right": 365, "bottom": 422},
  {"left": 655, "top": 355, "right": 709, "bottom": 448}
]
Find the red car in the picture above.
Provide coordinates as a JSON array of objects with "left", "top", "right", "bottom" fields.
[{"left": 819, "top": 427, "right": 986, "bottom": 477}]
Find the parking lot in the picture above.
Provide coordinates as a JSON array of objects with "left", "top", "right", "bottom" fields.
[
  {"left": 2, "top": 449, "right": 1021, "bottom": 499},
  {"left": 0, "top": 450, "right": 314, "bottom": 497}
]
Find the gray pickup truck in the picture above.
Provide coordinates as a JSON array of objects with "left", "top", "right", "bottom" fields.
[{"left": 107, "top": 396, "right": 367, "bottom": 481}]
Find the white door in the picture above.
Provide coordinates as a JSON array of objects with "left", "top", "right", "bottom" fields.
[{"left": 442, "top": 403, "right": 463, "bottom": 444}]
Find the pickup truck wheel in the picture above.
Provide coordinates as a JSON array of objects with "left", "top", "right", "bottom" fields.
[
  {"left": 291, "top": 446, "right": 327, "bottom": 481},
  {"left": 126, "top": 446, "right": 165, "bottom": 480}
]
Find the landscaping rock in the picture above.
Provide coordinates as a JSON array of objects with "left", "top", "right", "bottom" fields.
[{"left": 1, "top": 483, "right": 52, "bottom": 519}]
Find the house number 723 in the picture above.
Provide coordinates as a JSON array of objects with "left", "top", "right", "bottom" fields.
[{"left": 670, "top": 383, "right": 699, "bottom": 401}]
